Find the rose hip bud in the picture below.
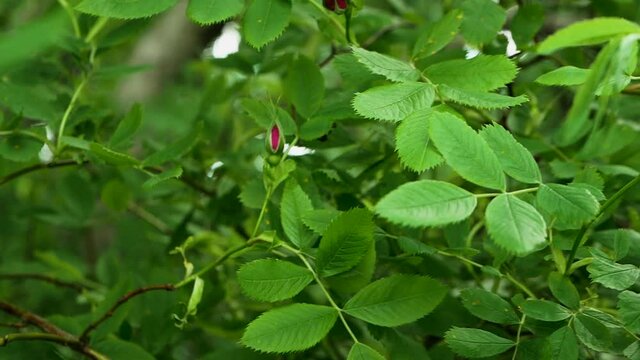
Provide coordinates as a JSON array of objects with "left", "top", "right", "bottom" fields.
[
  {"left": 323, "top": 0, "right": 336, "bottom": 11},
  {"left": 336, "top": 0, "right": 347, "bottom": 10},
  {"left": 267, "top": 124, "right": 283, "bottom": 153}
]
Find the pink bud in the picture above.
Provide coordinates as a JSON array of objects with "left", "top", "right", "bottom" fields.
[
  {"left": 269, "top": 125, "right": 282, "bottom": 153},
  {"left": 336, "top": 0, "right": 347, "bottom": 10},
  {"left": 324, "top": 0, "right": 336, "bottom": 11}
]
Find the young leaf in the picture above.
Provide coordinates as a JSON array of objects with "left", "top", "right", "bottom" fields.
[
  {"left": 445, "top": 327, "right": 514, "bottom": 358},
  {"left": 537, "top": 17, "right": 640, "bottom": 54},
  {"left": 429, "top": 111, "right": 506, "bottom": 190},
  {"left": 76, "top": 0, "right": 179, "bottom": 19},
  {"left": 438, "top": 85, "right": 528, "bottom": 109},
  {"left": 237, "top": 259, "right": 313, "bottom": 302},
  {"left": 187, "top": 0, "right": 243, "bottom": 25},
  {"left": 352, "top": 82, "right": 435, "bottom": 122},
  {"left": 413, "top": 9, "right": 463, "bottom": 58},
  {"left": 573, "top": 313, "right": 611, "bottom": 352},
  {"left": 424, "top": 55, "right": 517, "bottom": 92},
  {"left": 460, "top": 288, "right": 519, "bottom": 324},
  {"left": 241, "top": 304, "right": 338, "bottom": 353},
  {"left": 548, "top": 326, "right": 578, "bottom": 360},
  {"left": 316, "top": 208, "right": 375, "bottom": 277},
  {"left": 347, "top": 343, "right": 386, "bottom": 360},
  {"left": 110, "top": 103, "right": 143, "bottom": 149},
  {"left": 536, "top": 183, "right": 599, "bottom": 230},
  {"left": 143, "top": 121, "right": 203, "bottom": 166},
  {"left": 284, "top": 54, "right": 324, "bottom": 118},
  {"left": 588, "top": 252, "right": 640, "bottom": 290},
  {"left": 187, "top": 276, "right": 204, "bottom": 316},
  {"left": 618, "top": 291, "right": 640, "bottom": 333},
  {"left": 479, "top": 124, "right": 542, "bottom": 184},
  {"left": 485, "top": 194, "right": 547, "bottom": 255},
  {"left": 352, "top": 47, "right": 420, "bottom": 82},
  {"left": 395, "top": 108, "right": 443, "bottom": 172},
  {"left": 548, "top": 272, "right": 581, "bottom": 309},
  {"left": 375, "top": 180, "right": 477, "bottom": 228},
  {"left": 460, "top": 0, "right": 506, "bottom": 45},
  {"left": 520, "top": 299, "right": 572, "bottom": 321},
  {"left": 281, "top": 179, "right": 315, "bottom": 249},
  {"left": 535, "top": 66, "right": 590, "bottom": 86},
  {"left": 243, "top": 0, "right": 291, "bottom": 49},
  {"left": 343, "top": 274, "right": 447, "bottom": 327}
]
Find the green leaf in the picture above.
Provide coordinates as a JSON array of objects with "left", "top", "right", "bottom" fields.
[
  {"left": 479, "top": 124, "right": 541, "bottom": 184},
  {"left": 187, "top": 0, "right": 243, "bottom": 25},
  {"left": 243, "top": 0, "right": 291, "bottom": 49},
  {"left": 0, "top": 134, "right": 42, "bottom": 162},
  {"left": 520, "top": 299, "right": 572, "bottom": 321},
  {"left": 485, "top": 194, "right": 547, "bottom": 255},
  {"left": 445, "top": 327, "right": 514, "bottom": 358},
  {"left": 548, "top": 272, "right": 580, "bottom": 309},
  {"left": 352, "top": 47, "right": 420, "bottom": 82},
  {"left": 0, "top": 83, "right": 60, "bottom": 123},
  {"left": 241, "top": 99, "right": 296, "bottom": 134},
  {"left": 317, "top": 208, "right": 375, "bottom": 277},
  {"left": 110, "top": 103, "right": 143, "bottom": 149},
  {"left": 424, "top": 55, "right": 517, "bottom": 92},
  {"left": 548, "top": 326, "right": 578, "bottom": 360},
  {"left": 535, "top": 66, "right": 590, "bottom": 86},
  {"left": 143, "top": 121, "right": 202, "bottom": 166},
  {"left": 241, "top": 304, "right": 338, "bottom": 353},
  {"left": 429, "top": 111, "right": 506, "bottom": 190},
  {"left": 625, "top": 341, "right": 640, "bottom": 360},
  {"left": 281, "top": 179, "right": 315, "bottom": 249},
  {"left": 187, "top": 276, "right": 204, "bottom": 316},
  {"left": 438, "top": 85, "right": 528, "bottom": 110},
  {"left": 0, "top": 12, "right": 68, "bottom": 72},
  {"left": 573, "top": 312, "right": 611, "bottom": 352},
  {"left": 537, "top": 17, "right": 640, "bottom": 54},
  {"left": 284, "top": 54, "right": 324, "bottom": 118},
  {"left": 264, "top": 159, "right": 296, "bottom": 190},
  {"left": 460, "top": 0, "right": 506, "bottom": 45},
  {"left": 237, "top": 259, "right": 313, "bottom": 302},
  {"left": 536, "top": 183, "right": 599, "bottom": 230},
  {"left": 618, "top": 291, "right": 640, "bottom": 333},
  {"left": 301, "top": 209, "right": 340, "bottom": 235},
  {"left": 413, "top": 9, "right": 463, "bottom": 59},
  {"left": 343, "top": 274, "right": 447, "bottom": 327},
  {"left": 460, "top": 288, "right": 519, "bottom": 324},
  {"left": 375, "top": 180, "right": 477, "bottom": 228},
  {"left": 89, "top": 142, "right": 140, "bottom": 166},
  {"left": 588, "top": 251, "right": 640, "bottom": 290},
  {"left": 510, "top": 3, "right": 545, "bottom": 46},
  {"left": 352, "top": 82, "right": 435, "bottom": 122},
  {"left": 347, "top": 343, "right": 386, "bottom": 360},
  {"left": 76, "top": 0, "right": 179, "bottom": 19},
  {"left": 326, "top": 243, "right": 375, "bottom": 296},
  {"left": 395, "top": 108, "right": 443, "bottom": 172},
  {"left": 94, "top": 337, "right": 155, "bottom": 360},
  {"left": 142, "top": 166, "right": 183, "bottom": 190},
  {"left": 101, "top": 180, "right": 131, "bottom": 212}
]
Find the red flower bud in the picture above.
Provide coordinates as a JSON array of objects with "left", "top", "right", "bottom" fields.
[
  {"left": 336, "top": 0, "right": 347, "bottom": 10},
  {"left": 323, "top": 0, "right": 336, "bottom": 11},
  {"left": 267, "top": 124, "right": 283, "bottom": 153}
]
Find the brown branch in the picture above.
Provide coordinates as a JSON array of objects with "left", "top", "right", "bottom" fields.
[
  {"left": 0, "top": 301, "right": 71, "bottom": 337},
  {"left": 0, "top": 160, "right": 84, "bottom": 187},
  {"left": 0, "top": 273, "right": 92, "bottom": 292},
  {"left": 79, "top": 284, "right": 175, "bottom": 342},
  {"left": 0, "top": 322, "right": 26, "bottom": 329},
  {"left": 0, "top": 332, "right": 108, "bottom": 360}
]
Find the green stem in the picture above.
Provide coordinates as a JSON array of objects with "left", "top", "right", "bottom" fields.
[
  {"left": 251, "top": 187, "right": 273, "bottom": 238},
  {"left": 57, "top": 0, "right": 81, "bottom": 38},
  {"left": 174, "top": 239, "right": 260, "bottom": 288},
  {"left": 85, "top": 17, "right": 109, "bottom": 44},
  {"left": 565, "top": 174, "right": 640, "bottom": 274},
  {"left": 474, "top": 187, "right": 539, "bottom": 198},
  {"left": 511, "top": 315, "right": 527, "bottom": 360},
  {"left": 56, "top": 76, "right": 89, "bottom": 152},
  {"left": 281, "top": 243, "right": 360, "bottom": 344},
  {"left": 505, "top": 272, "right": 536, "bottom": 299}
]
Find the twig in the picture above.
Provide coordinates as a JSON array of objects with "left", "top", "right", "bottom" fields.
[
  {"left": 0, "top": 301, "right": 71, "bottom": 337},
  {"left": 79, "top": 284, "right": 175, "bottom": 342},
  {"left": 0, "top": 160, "right": 84, "bottom": 187},
  {"left": 0, "top": 332, "right": 107, "bottom": 360},
  {"left": 0, "top": 322, "right": 27, "bottom": 329},
  {"left": 0, "top": 273, "right": 92, "bottom": 292}
]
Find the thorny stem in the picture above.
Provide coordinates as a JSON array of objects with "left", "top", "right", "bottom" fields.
[
  {"left": 0, "top": 160, "right": 84, "bottom": 187},
  {"left": 565, "top": 174, "right": 640, "bottom": 274},
  {"left": 280, "top": 243, "right": 360, "bottom": 344}
]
